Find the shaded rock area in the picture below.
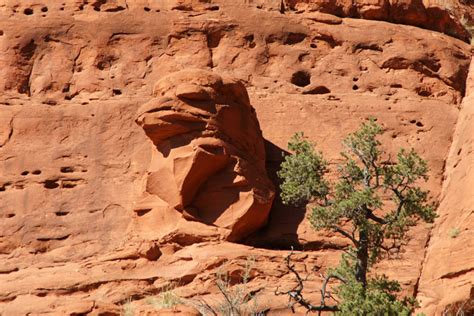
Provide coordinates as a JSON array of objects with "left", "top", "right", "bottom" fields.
[{"left": 0, "top": 0, "right": 472, "bottom": 315}]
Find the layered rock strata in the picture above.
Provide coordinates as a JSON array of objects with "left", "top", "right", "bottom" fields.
[{"left": 0, "top": 0, "right": 472, "bottom": 314}]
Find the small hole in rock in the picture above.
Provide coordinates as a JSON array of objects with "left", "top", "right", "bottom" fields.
[
  {"left": 0, "top": 30, "right": 4, "bottom": 36},
  {"left": 310, "top": 43, "right": 317, "bottom": 48},
  {"left": 410, "top": 119, "right": 417, "bottom": 124},
  {"left": 21, "top": 171, "right": 29, "bottom": 176},
  {"left": 32, "top": 170, "right": 41, "bottom": 175},
  {"left": 136, "top": 209, "right": 151, "bottom": 216},
  {"left": 303, "top": 86, "right": 331, "bottom": 95},
  {"left": 79, "top": 4, "right": 84, "bottom": 10},
  {"left": 112, "top": 89, "right": 122, "bottom": 96},
  {"left": 55, "top": 211, "right": 69, "bottom": 216},
  {"left": 352, "top": 85, "right": 359, "bottom": 90},
  {"left": 284, "top": 32, "right": 307, "bottom": 45},
  {"left": 291, "top": 70, "right": 311, "bottom": 87},
  {"left": 144, "top": 7, "right": 151, "bottom": 12},
  {"left": 44, "top": 100, "right": 57, "bottom": 106},
  {"left": 41, "top": 7, "right": 48, "bottom": 12},
  {"left": 7, "top": 213, "right": 15, "bottom": 218},
  {"left": 44, "top": 180, "right": 59, "bottom": 189},
  {"left": 24, "top": 8, "right": 34, "bottom": 15},
  {"left": 416, "top": 121, "right": 424, "bottom": 127},
  {"left": 416, "top": 89, "right": 431, "bottom": 97},
  {"left": 60, "top": 167, "right": 74, "bottom": 173},
  {"left": 62, "top": 182, "right": 77, "bottom": 189},
  {"left": 60, "top": 7, "right": 65, "bottom": 11},
  {"left": 353, "top": 77, "right": 359, "bottom": 82}
]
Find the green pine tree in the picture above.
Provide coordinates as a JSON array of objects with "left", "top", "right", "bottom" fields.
[{"left": 277, "top": 118, "right": 437, "bottom": 315}]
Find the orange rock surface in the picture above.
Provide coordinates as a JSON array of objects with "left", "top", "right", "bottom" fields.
[
  {"left": 135, "top": 69, "right": 274, "bottom": 242},
  {"left": 0, "top": 0, "right": 472, "bottom": 315}
]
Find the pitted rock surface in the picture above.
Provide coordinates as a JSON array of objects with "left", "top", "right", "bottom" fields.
[{"left": 0, "top": 0, "right": 472, "bottom": 314}]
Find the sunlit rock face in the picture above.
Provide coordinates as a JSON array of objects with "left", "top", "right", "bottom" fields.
[{"left": 136, "top": 69, "right": 275, "bottom": 242}]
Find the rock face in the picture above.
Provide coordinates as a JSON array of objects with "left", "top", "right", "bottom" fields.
[
  {"left": 416, "top": 58, "right": 474, "bottom": 315},
  {"left": 135, "top": 69, "right": 274, "bottom": 242},
  {"left": 284, "top": 0, "right": 471, "bottom": 42},
  {"left": 0, "top": 0, "right": 472, "bottom": 315}
]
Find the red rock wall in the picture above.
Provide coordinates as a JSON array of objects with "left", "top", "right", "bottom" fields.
[
  {"left": 284, "top": 0, "right": 471, "bottom": 42},
  {"left": 416, "top": 57, "right": 474, "bottom": 315},
  {"left": 0, "top": 1, "right": 472, "bottom": 314}
]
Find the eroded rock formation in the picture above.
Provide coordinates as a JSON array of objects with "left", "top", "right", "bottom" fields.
[
  {"left": 284, "top": 0, "right": 471, "bottom": 42},
  {"left": 0, "top": 0, "right": 472, "bottom": 314},
  {"left": 135, "top": 69, "right": 274, "bottom": 242}
]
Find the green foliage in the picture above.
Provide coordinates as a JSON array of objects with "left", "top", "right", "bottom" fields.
[
  {"left": 329, "top": 253, "right": 418, "bottom": 316},
  {"left": 277, "top": 132, "right": 329, "bottom": 206},
  {"left": 278, "top": 118, "right": 437, "bottom": 314}
]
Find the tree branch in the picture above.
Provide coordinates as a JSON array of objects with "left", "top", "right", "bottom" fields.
[
  {"left": 275, "top": 250, "right": 340, "bottom": 314},
  {"left": 367, "top": 210, "right": 387, "bottom": 224},
  {"left": 216, "top": 278, "right": 236, "bottom": 313},
  {"left": 333, "top": 226, "right": 359, "bottom": 247},
  {"left": 320, "top": 273, "right": 346, "bottom": 308}
]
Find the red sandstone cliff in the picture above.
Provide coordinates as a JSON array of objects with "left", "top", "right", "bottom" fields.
[{"left": 0, "top": 0, "right": 472, "bottom": 315}]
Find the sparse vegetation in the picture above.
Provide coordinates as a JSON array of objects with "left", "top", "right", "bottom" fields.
[
  {"left": 145, "top": 283, "right": 182, "bottom": 310},
  {"left": 442, "top": 296, "right": 474, "bottom": 316},
  {"left": 461, "top": 16, "right": 474, "bottom": 45},
  {"left": 277, "top": 118, "right": 437, "bottom": 314},
  {"left": 121, "top": 298, "right": 135, "bottom": 316},
  {"left": 448, "top": 227, "right": 461, "bottom": 239},
  {"left": 188, "top": 257, "right": 262, "bottom": 316}
]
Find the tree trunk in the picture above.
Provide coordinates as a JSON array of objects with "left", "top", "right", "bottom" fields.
[{"left": 356, "top": 228, "right": 368, "bottom": 289}]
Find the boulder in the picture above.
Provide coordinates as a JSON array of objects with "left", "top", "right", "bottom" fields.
[{"left": 135, "top": 69, "right": 275, "bottom": 242}]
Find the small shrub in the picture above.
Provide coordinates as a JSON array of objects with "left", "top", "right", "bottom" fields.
[
  {"left": 187, "top": 256, "right": 261, "bottom": 316},
  {"left": 460, "top": 16, "right": 474, "bottom": 45},
  {"left": 145, "top": 283, "right": 181, "bottom": 310},
  {"left": 443, "top": 296, "right": 474, "bottom": 315},
  {"left": 448, "top": 227, "right": 461, "bottom": 239},
  {"left": 121, "top": 298, "right": 135, "bottom": 316}
]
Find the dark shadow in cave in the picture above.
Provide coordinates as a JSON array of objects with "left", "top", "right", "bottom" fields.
[{"left": 244, "top": 139, "right": 307, "bottom": 250}]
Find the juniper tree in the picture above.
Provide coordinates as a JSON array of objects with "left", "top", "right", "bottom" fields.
[{"left": 276, "top": 119, "right": 437, "bottom": 315}]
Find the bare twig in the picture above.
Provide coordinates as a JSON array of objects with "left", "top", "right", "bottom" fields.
[{"left": 275, "top": 250, "right": 341, "bottom": 314}]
